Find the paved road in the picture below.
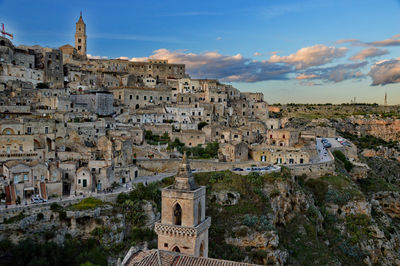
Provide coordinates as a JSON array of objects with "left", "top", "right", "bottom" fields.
[
  {"left": 316, "top": 138, "right": 334, "bottom": 163},
  {"left": 0, "top": 169, "right": 220, "bottom": 210}
]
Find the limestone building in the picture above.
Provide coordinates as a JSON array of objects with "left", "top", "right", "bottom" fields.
[
  {"left": 155, "top": 153, "right": 211, "bottom": 257},
  {"left": 75, "top": 12, "right": 87, "bottom": 58}
]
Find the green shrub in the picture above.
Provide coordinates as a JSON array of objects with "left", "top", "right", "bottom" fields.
[
  {"left": 70, "top": 197, "right": 104, "bottom": 211},
  {"left": 50, "top": 202, "right": 62, "bottom": 212},
  {"left": 129, "top": 227, "right": 156, "bottom": 243},
  {"left": 333, "top": 150, "right": 353, "bottom": 172},
  {"left": 3, "top": 212, "right": 25, "bottom": 224}
]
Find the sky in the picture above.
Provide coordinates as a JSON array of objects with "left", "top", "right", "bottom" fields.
[{"left": 1, "top": 0, "right": 400, "bottom": 104}]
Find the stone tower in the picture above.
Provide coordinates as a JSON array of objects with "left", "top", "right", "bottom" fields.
[
  {"left": 75, "top": 12, "right": 87, "bottom": 58},
  {"left": 155, "top": 153, "right": 211, "bottom": 257}
]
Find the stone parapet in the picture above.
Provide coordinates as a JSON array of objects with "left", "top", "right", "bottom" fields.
[{"left": 155, "top": 216, "right": 211, "bottom": 237}]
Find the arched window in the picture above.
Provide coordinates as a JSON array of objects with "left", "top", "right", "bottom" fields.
[
  {"left": 199, "top": 241, "right": 204, "bottom": 257},
  {"left": 198, "top": 201, "right": 202, "bottom": 225},
  {"left": 172, "top": 246, "right": 180, "bottom": 253},
  {"left": 173, "top": 203, "right": 182, "bottom": 225}
]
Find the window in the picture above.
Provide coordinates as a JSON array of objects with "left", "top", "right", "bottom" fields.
[
  {"left": 164, "top": 243, "right": 168, "bottom": 247},
  {"left": 83, "top": 179, "right": 87, "bottom": 187},
  {"left": 24, "top": 174, "right": 28, "bottom": 181},
  {"left": 27, "top": 127, "right": 32, "bottom": 134},
  {"left": 130, "top": 95, "right": 132, "bottom": 100},
  {"left": 136, "top": 95, "right": 139, "bottom": 100},
  {"left": 144, "top": 96, "right": 147, "bottom": 100},
  {"left": 173, "top": 203, "right": 182, "bottom": 225},
  {"left": 78, "top": 38, "right": 81, "bottom": 43},
  {"left": 19, "top": 145, "right": 23, "bottom": 151},
  {"left": 78, "top": 179, "right": 81, "bottom": 184},
  {"left": 41, "top": 175, "right": 44, "bottom": 181},
  {"left": 45, "top": 127, "right": 49, "bottom": 134},
  {"left": 14, "top": 175, "right": 20, "bottom": 184}
]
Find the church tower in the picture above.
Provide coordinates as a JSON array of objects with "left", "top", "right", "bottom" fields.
[
  {"left": 155, "top": 153, "right": 211, "bottom": 257},
  {"left": 75, "top": 12, "right": 87, "bottom": 58}
]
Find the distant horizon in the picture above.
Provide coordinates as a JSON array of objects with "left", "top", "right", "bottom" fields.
[{"left": 1, "top": 0, "right": 400, "bottom": 104}]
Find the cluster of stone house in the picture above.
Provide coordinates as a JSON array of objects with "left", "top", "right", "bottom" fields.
[{"left": 0, "top": 13, "right": 322, "bottom": 205}]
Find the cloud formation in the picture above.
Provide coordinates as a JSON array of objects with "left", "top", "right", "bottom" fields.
[
  {"left": 369, "top": 59, "right": 400, "bottom": 86},
  {"left": 87, "top": 54, "right": 108, "bottom": 59},
  {"left": 295, "top": 73, "right": 318, "bottom": 80},
  {"left": 337, "top": 34, "right": 400, "bottom": 47},
  {"left": 350, "top": 47, "right": 388, "bottom": 61},
  {"left": 299, "top": 62, "right": 367, "bottom": 83},
  {"left": 130, "top": 49, "right": 293, "bottom": 82},
  {"left": 268, "top": 45, "right": 348, "bottom": 69}
]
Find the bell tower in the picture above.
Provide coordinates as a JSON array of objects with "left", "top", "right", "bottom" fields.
[
  {"left": 75, "top": 12, "right": 87, "bottom": 58},
  {"left": 155, "top": 153, "right": 211, "bottom": 257}
]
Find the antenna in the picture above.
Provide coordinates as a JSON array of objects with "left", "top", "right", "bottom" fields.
[
  {"left": 384, "top": 92, "right": 387, "bottom": 106},
  {"left": 1, "top": 23, "right": 13, "bottom": 39}
]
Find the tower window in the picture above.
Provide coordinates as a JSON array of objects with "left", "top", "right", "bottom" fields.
[
  {"left": 78, "top": 39, "right": 81, "bottom": 43},
  {"left": 173, "top": 203, "right": 182, "bottom": 226},
  {"left": 78, "top": 46, "right": 81, "bottom": 50}
]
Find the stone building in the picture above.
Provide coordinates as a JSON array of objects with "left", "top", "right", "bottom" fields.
[
  {"left": 171, "top": 130, "right": 206, "bottom": 147},
  {"left": 75, "top": 167, "right": 94, "bottom": 195},
  {"left": 155, "top": 153, "right": 211, "bottom": 257},
  {"left": 70, "top": 91, "right": 114, "bottom": 116},
  {"left": 218, "top": 141, "right": 248, "bottom": 162},
  {"left": 111, "top": 87, "right": 172, "bottom": 110},
  {"left": 249, "top": 144, "right": 310, "bottom": 165}
]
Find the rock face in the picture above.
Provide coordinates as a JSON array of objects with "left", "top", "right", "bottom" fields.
[
  {"left": 211, "top": 190, "right": 241, "bottom": 206},
  {"left": 373, "top": 192, "right": 400, "bottom": 219},
  {"left": 338, "top": 118, "right": 400, "bottom": 142},
  {"left": 226, "top": 227, "right": 288, "bottom": 265},
  {"left": 326, "top": 200, "right": 371, "bottom": 218},
  {"left": 263, "top": 179, "right": 310, "bottom": 226}
]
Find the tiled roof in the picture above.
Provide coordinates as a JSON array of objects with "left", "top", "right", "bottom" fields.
[{"left": 124, "top": 249, "right": 259, "bottom": 266}]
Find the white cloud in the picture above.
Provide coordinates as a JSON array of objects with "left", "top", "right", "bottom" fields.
[
  {"left": 216, "top": 37, "right": 222, "bottom": 41},
  {"left": 128, "top": 48, "right": 293, "bottom": 82},
  {"left": 87, "top": 54, "right": 108, "bottom": 59},
  {"left": 369, "top": 59, "right": 400, "bottom": 85},
  {"left": 350, "top": 47, "right": 388, "bottom": 61},
  {"left": 296, "top": 73, "right": 318, "bottom": 80},
  {"left": 268, "top": 44, "right": 348, "bottom": 69}
]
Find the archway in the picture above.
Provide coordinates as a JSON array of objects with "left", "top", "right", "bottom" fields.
[
  {"left": 173, "top": 203, "right": 182, "bottom": 225},
  {"left": 199, "top": 241, "right": 204, "bottom": 257},
  {"left": 2, "top": 128, "right": 14, "bottom": 135},
  {"left": 172, "top": 246, "right": 180, "bottom": 253},
  {"left": 46, "top": 138, "right": 52, "bottom": 151}
]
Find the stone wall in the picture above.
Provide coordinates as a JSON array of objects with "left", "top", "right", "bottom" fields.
[
  {"left": 136, "top": 158, "right": 335, "bottom": 179},
  {"left": 0, "top": 192, "right": 119, "bottom": 221}
]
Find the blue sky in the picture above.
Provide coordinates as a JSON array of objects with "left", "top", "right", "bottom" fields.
[{"left": 1, "top": 0, "right": 400, "bottom": 104}]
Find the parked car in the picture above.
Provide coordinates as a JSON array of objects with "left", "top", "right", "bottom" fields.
[
  {"left": 323, "top": 142, "right": 332, "bottom": 148},
  {"left": 31, "top": 195, "right": 44, "bottom": 203},
  {"left": 232, "top": 168, "right": 244, "bottom": 171}
]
